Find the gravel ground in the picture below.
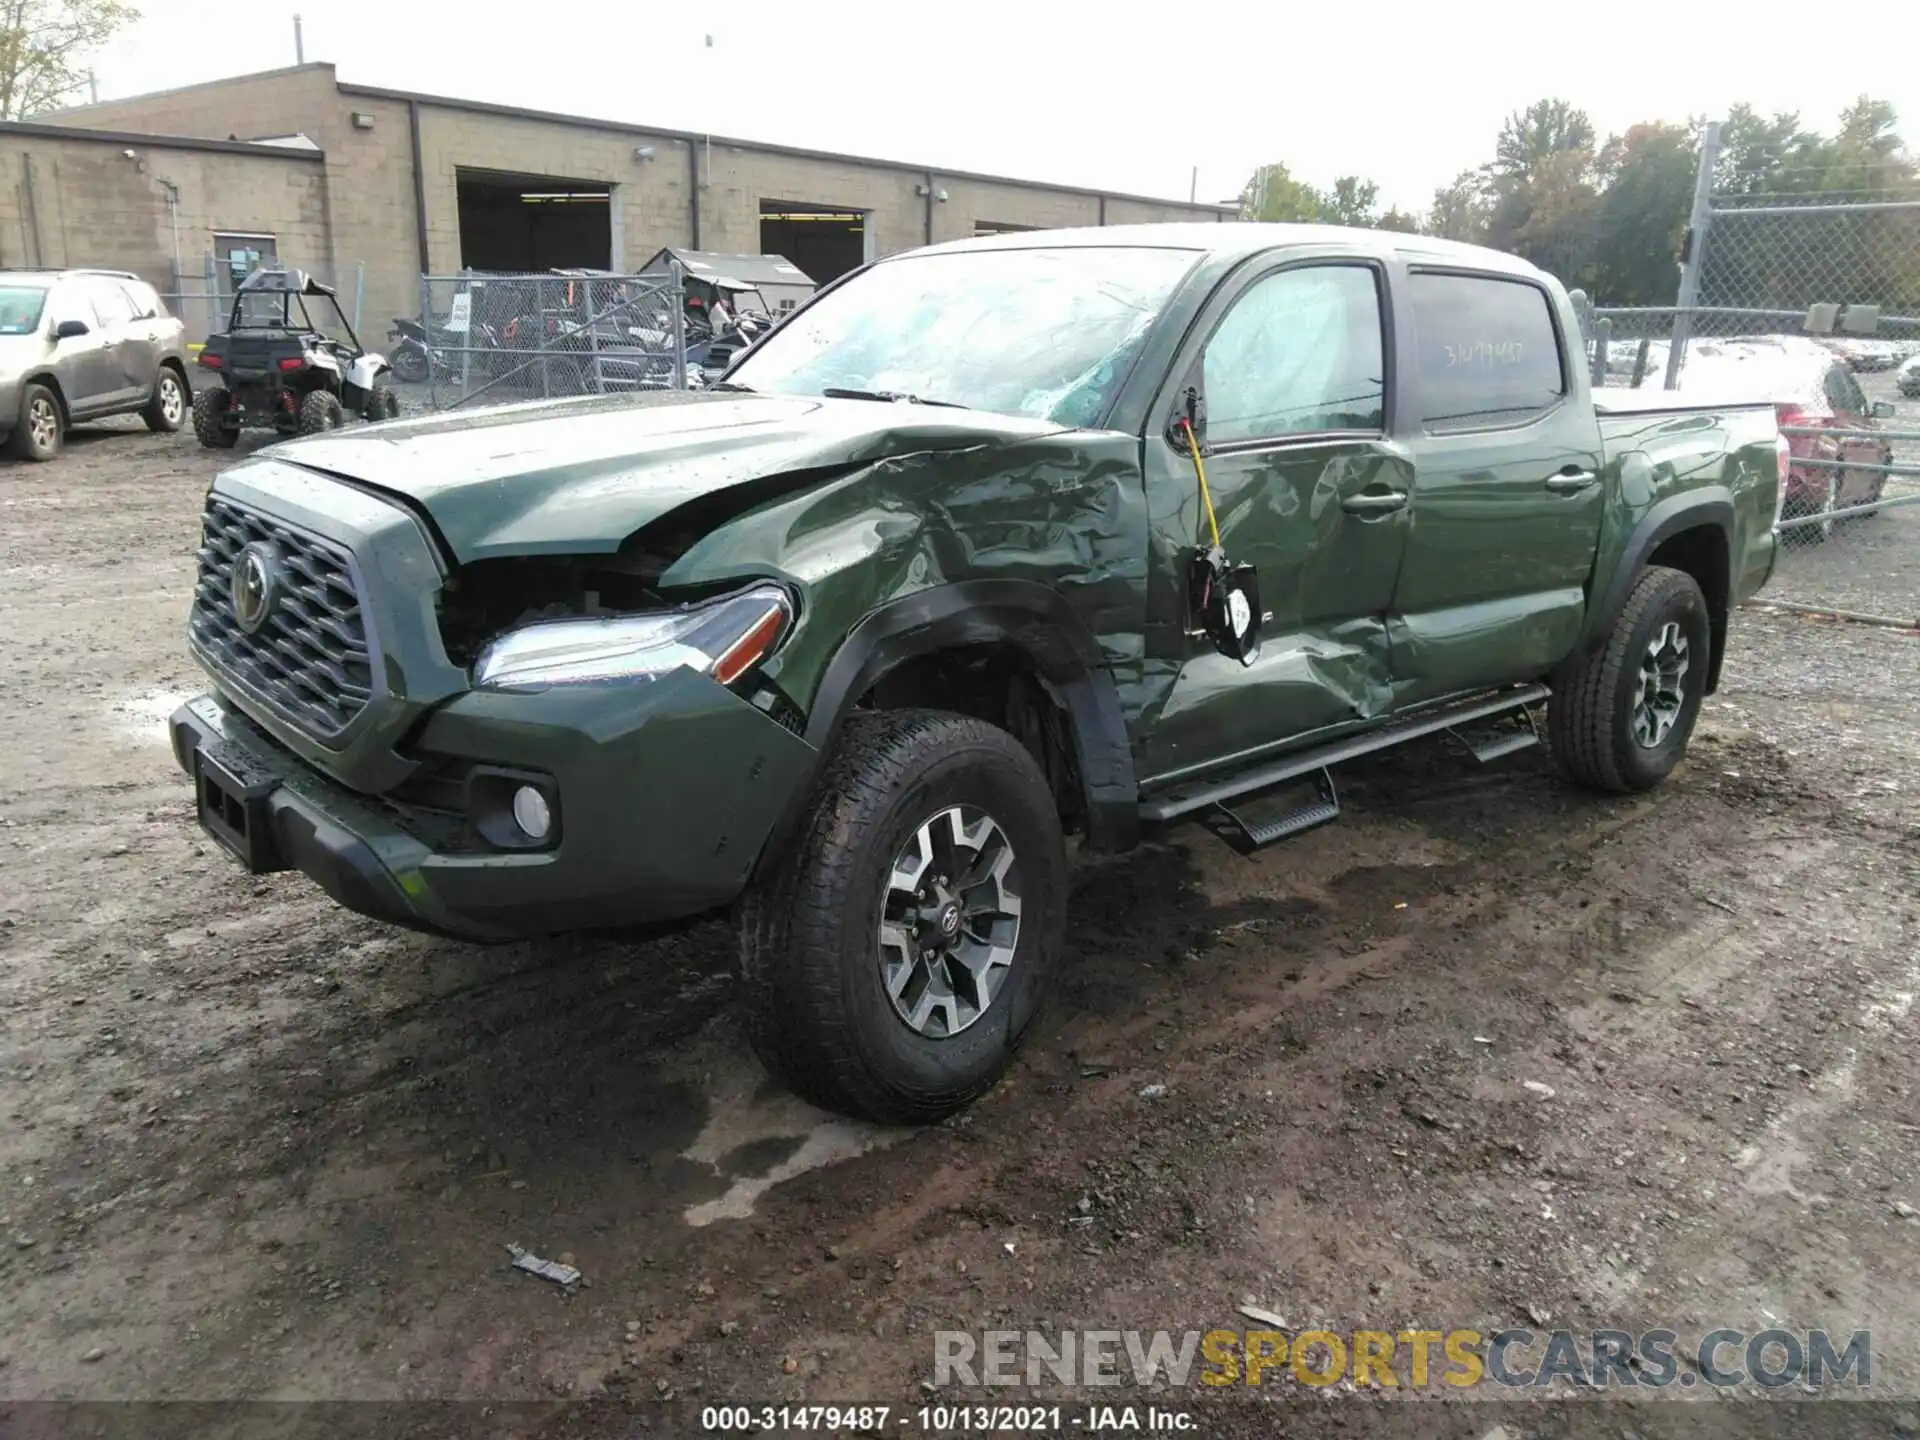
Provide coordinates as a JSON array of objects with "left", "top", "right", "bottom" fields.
[{"left": 0, "top": 414, "right": 1917, "bottom": 1437}]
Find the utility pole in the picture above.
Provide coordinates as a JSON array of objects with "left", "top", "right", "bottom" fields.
[
  {"left": 702, "top": 34, "right": 714, "bottom": 187},
  {"left": 1189, "top": 166, "right": 1198, "bottom": 203},
  {"left": 87, "top": 69, "right": 98, "bottom": 104},
  {"left": 1664, "top": 119, "right": 1722, "bottom": 391},
  {"left": 293, "top": 13, "right": 305, "bottom": 64}
]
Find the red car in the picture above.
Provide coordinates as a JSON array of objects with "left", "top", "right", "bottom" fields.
[{"left": 1659, "top": 337, "right": 1895, "bottom": 535}]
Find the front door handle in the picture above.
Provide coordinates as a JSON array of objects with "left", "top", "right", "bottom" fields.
[
  {"left": 1545, "top": 469, "right": 1598, "bottom": 492},
  {"left": 1341, "top": 489, "right": 1409, "bottom": 515}
]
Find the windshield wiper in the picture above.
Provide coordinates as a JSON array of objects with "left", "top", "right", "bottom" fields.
[
  {"left": 820, "top": 386, "right": 969, "bottom": 410},
  {"left": 705, "top": 380, "right": 756, "bottom": 392}
]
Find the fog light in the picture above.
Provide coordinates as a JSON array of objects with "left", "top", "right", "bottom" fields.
[{"left": 511, "top": 785, "right": 552, "bottom": 841}]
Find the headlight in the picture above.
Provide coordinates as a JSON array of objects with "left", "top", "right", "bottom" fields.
[{"left": 474, "top": 584, "right": 793, "bottom": 690}]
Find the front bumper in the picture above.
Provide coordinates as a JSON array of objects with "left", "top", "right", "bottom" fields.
[{"left": 170, "top": 671, "right": 817, "bottom": 942}]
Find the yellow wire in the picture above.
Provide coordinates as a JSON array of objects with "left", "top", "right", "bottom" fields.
[{"left": 1183, "top": 419, "right": 1221, "bottom": 549}]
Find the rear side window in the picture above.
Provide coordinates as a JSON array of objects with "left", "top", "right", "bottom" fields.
[
  {"left": 1408, "top": 272, "right": 1565, "bottom": 429},
  {"left": 88, "top": 281, "right": 137, "bottom": 328},
  {"left": 122, "top": 282, "right": 164, "bottom": 320}
]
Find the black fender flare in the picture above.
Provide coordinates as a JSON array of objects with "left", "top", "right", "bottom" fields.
[
  {"left": 1579, "top": 490, "right": 1735, "bottom": 690},
  {"left": 759, "top": 579, "right": 1140, "bottom": 876}
]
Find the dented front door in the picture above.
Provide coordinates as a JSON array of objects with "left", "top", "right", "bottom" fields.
[{"left": 1136, "top": 259, "right": 1413, "bottom": 785}]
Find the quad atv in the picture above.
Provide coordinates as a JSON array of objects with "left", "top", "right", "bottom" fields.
[{"left": 192, "top": 268, "right": 400, "bottom": 448}]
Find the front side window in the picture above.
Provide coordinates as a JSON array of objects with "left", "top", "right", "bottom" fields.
[
  {"left": 1408, "top": 272, "right": 1566, "bottom": 429},
  {"left": 0, "top": 286, "right": 49, "bottom": 336},
  {"left": 1201, "top": 265, "right": 1386, "bottom": 445},
  {"left": 727, "top": 246, "right": 1200, "bottom": 427}
]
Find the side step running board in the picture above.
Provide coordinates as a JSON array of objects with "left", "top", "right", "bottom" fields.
[
  {"left": 1205, "top": 768, "right": 1340, "bottom": 856},
  {"left": 1140, "top": 682, "right": 1551, "bottom": 826}
]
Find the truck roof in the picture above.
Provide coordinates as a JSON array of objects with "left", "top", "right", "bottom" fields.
[{"left": 914, "top": 222, "right": 1545, "bottom": 278}]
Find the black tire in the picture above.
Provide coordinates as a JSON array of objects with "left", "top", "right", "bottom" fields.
[
  {"left": 297, "top": 390, "right": 345, "bottom": 435},
  {"left": 191, "top": 387, "right": 239, "bottom": 449},
  {"left": 738, "top": 709, "right": 1067, "bottom": 1124},
  {"left": 9, "top": 382, "right": 62, "bottom": 461},
  {"left": 1549, "top": 565, "right": 1711, "bottom": 794},
  {"left": 391, "top": 345, "right": 429, "bottom": 384},
  {"left": 142, "top": 366, "right": 187, "bottom": 433},
  {"left": 363, "top": 383, "right": 401, "bottom": 423}
]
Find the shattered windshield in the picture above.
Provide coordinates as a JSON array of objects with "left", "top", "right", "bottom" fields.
[{"left": 727, "top": 246, "right": 1199, "bottom": 426}]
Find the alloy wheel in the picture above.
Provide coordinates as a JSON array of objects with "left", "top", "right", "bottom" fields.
[
  {"left": 877, "top": 805, "right": 1023, "bottom": 1038},
  {"left": 1632, "top": 621, "right": 1689, "bottom": 748}
]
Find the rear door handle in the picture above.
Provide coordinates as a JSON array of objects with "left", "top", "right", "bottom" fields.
[
  {"left": 1545, "top": 470, "right": 1598, "bottom": 492},
  {"left": 1341, "top": 490, "right": 1409, "bottom": 515}
]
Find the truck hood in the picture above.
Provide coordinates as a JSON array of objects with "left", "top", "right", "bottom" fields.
[{"left": 254, "top": 390, "right": 1069, "bottom": 562}]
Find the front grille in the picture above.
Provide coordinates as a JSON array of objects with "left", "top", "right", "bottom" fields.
[{"left": 190, "top": 496, "right": 374, "bottom": 741}]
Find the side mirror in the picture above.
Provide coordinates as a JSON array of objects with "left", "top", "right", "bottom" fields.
[
  {"left": 1870, "top": 400, "right": 1896, "bottom": 419},
  {"left": 1188, "top": 548, "right": 1262, "bottom": 667},
  {"left": 54, "top": 319, "right": 89, "bottom": 340},
  {"left": 1165, "top": 384, "right": 1207, "bottom": 452}
]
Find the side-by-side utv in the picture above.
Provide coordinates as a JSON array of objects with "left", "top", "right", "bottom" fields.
[{"left": 192, "top": 269, "right": 400, "bottom": 448}]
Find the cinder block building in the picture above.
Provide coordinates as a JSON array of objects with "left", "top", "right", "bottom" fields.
[{"left": 6, "top": 63, "right": 1232, "bottom": 337}]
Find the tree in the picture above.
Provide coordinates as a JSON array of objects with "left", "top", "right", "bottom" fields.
[
  {"left": 1241, "top": 163, "right": 1324, "bottom": 222},
  {"left": 1320, "top": 175, "right": 1379, "bottom": 227},
  {"left": 1590, "top": 122, "right": 1698, "bottom": 304},
  {"left": 0, "top": 0, "right": 138, "bottom": 119},
  {"left": 1375, "top": 207, "right": 1421, "bottom": 234},
  {"left": 1427, "top": 169, "right": 1493, "bottom": 243},
  {"left": 1494, "top": 99, "right": 1597, "bottom": 188}
]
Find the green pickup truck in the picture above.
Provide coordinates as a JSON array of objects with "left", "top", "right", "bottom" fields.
[{"left": 171, "top": 224, "right": 1783, "bottom": 1122}]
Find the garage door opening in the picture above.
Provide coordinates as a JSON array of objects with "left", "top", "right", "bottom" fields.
[
  {"left": 457, "top": 170, "right": 611, "bottom": 273},
  {"left": 760, "top": 200, "right": 867, "bottom": 286}
]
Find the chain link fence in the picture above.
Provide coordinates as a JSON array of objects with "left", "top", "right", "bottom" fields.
[
  {"left": 1572, "top": 142, "right": 1920, "bottom": 624},
  {"left": 159, "top": 255, "right": 366, "bottom": 350},
  {"left": 409, "top": 269, "right": 689, "bottom": 412}
]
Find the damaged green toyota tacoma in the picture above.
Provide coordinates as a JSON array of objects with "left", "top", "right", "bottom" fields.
[{"left": 172, "top": 224, "right": 1784, "bottom": 1122}]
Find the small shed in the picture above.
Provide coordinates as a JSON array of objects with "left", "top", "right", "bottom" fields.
[{"left": 639, "top": 248, "right": 817, "bottom": 315}]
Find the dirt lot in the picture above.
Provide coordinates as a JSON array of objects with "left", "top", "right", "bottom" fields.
[{"left": 2, "top": 414, "right": 1918, "bottom": 1435}]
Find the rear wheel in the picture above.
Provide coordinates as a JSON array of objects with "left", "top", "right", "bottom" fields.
[
  {"left": 363, "top": 383, "right": 401, "bottom": 422},
  {"left": 143, "top": 367, "right": 187, "bottom": 433},
  {"left": 9, "top": 383, "right": 62, "bottom": 461},
  {"left": 191, "top": 387, "right": 239, "bottom": 448},
  {"left": 738, "top": 710, "right": 1066, "bottom": 1124},
  {"left": 1549, "top": 565, "right": 1711, "bottom": 794},
  {"left": 297, "top": 390, "right": 345, "bottom": 435},
  {"left": 391, "top": 345, "right": 429, "bottom": 384}
]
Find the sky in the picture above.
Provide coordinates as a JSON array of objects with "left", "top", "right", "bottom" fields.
[{"left": 86, "top": 0, "right": 1920, "bottom": 212}]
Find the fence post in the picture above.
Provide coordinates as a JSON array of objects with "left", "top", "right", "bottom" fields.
[
  {"left": 671, "top": 259, "right": 687, "bottom": 391},
  {"left": 1664, "top": 120, "right": 1722, "bottom": 390},
  {"left": 203, "top": 252, "right": 221, "bottom": 337},
  {"left": 1590, "top": 316, "right": 1611, "bottom": 387},
  {"left": 421, "top": 274, "right": 436, "bottom": 413}
]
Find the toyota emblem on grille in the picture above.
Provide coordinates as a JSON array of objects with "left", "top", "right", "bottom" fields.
[{"left": 231, "top": 543, "right": 280, "bottom": 634}]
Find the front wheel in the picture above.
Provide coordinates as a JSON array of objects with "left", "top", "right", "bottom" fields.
[
  {"left": 1549, "top": 565, "right": 1711, "bottom": 794},
  {"left": 297, "top": 390, "right": 345, "bottom": 435},
  {"left": 738, "top": 710, "right": 1067, "bottom": 1124},
  {"left": 9, "top": 383, "right": 62, "bottom": 461}
]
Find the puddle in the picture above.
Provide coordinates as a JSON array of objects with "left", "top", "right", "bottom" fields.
[
  {"left": 676, "top": 1045, "right": 909, "bottom": 1227},
  {"left": 107, "top": 687, "right": 192, "bottom": 746}
]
